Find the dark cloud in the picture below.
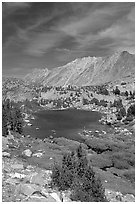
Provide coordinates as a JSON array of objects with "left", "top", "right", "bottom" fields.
[{"left": 2, "top": 2, "right": 135, "bottom": 77}]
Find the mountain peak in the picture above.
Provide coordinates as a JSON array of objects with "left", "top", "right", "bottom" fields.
[
  {"left": 113, "top": 50, "right": 133, "bottom": 56},
  {"left": 24, "top": 51, "right": 134, "bottom": 86}
]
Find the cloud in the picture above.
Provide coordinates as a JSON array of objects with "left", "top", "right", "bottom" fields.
[
  {"left": 3, "top": 2, "right": 72, "bottom": 52},
  {"left": 5, "top": 2, "right": 29, "bottom": 8},
  {"left": 54, "top": 3, "right": 134, "bottom": 55},
  {"left": 2, "top": 2, "right": 135, "bottom": 77},
  {"left": 98, "top": 7, "right": 135, "bottom": 53},
  {"left": 57, "top": 3, "right": 132, "bottom": 35},
  {"left": 3, "top": 2, "right": 134, "bottom": 55},
  {"left": 25, "top": 30, "right": 66, "bottom": 56},
  {"left": 2, "top": 2, "right": 30, "bottom": 18}
]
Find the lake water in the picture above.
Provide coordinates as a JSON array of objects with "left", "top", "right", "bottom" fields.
[{"left": 24, "top": 109, "right": 106, "bottom": 142}]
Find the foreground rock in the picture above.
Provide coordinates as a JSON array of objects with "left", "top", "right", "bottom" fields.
[
  {"left": 22, "top": 149, "right": 32, "bottom": 157},
  {"left": 3, "top": 152, "right": 11, "bottom": 158},
  {"left": 2, "top": 131, "right": 135, "bottom": 202},
  {"left": 105, "top": 189, "right": 135, "bottom": 202}
]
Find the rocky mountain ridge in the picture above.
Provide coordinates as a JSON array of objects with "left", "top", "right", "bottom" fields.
[
  {"left": 24, "top": 51, "right": 135, "bottom": 86},
  {"left": 2, "top": 51, "right": 135, "bottom": 102}
]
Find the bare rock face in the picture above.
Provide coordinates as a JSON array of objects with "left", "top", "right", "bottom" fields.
[
  {"left": 19, "top": 183, "right": 41, "bottom": 196},
  {"left": 122, "top": 194, "right": 135, "bottom": 202},
  {"left": 30, "top": 173, "right": 46, "bottom": 186},
  {"left": 2, "top": 77, "right": 35, "bottom": 102},
  {"left": 24, "top": 51, "right": 135, "bottom": 87},
  {"left": 2, "top": 137, "right": 9, "bottom": 151},
  {"left": 11, "top": 164, "right": 24, "bottom": 170},
  {"left": 22, "top": 149, "right": 32, "bottom": 157},
  {"left": 24, "top": 68, "right": 49, "bottom": 85}
]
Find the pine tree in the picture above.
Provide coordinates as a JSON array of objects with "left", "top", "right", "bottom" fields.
[
  {"left": 75, "top": 145, "right": 88, "bottom": 177},
  {"left": 113, "top": 86, "right": 120, "bottom": 95},
  {"left": 71, "top": 163, "right": 107, "bottom": 202},
  {"left": 125, "top": 91, "right": 129, "bottom": 97},
  {"left": 2, "top": 108, "right": 8, "bottom": 136},
  {"left": 127, "top": 104, "right": 135, "bottom": 117},
  {"left": 2, "top": 99, "right": 23, "bottom": 135},
  {"left": 51, "top": 145, "right": 107, "bottom": 202}
]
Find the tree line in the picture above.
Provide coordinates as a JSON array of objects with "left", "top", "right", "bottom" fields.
[{"left": 2, "top": 99, "right": 23, "bottom": 136}]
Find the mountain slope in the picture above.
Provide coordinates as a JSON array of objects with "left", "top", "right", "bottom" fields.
[
  {"left": 24, "top": 51, "right": 135, "bottom": 87},
  {"left": 2, "top": 77, "right": 36, "bottom": 101}
]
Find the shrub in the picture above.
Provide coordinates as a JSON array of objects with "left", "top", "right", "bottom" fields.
[
  {"left": 117, "top": 113, "right": 122, "bottom": 121},
  {"left": 127, "top": 104, "right": 135, "bottom": 117},
  {"left": 111, "top": 151, "right": 134, "bottom": 169},
  {"left": 85, "top": 138, "right": 110, "bottom": 153},
  {"left": 90, "top": 98, "right": 99, "bottom": 105},
  {"left": 102, "top": 89, "right": 109, "bottom": 95},
  {"left": 123, "top": 119, "right": 129, "bottom": 125},
  {"left": 53, "top": 137, "right": 88, "bottom": 151},
  {"left": 120, "top": 92, "right": 125, "bottom": 96},
  {"left": 117, "top": 107, "right": 126, "bottom": 120},
  {"left": 99, "top": 100, "right": 108, "bottom": 107},
  {"left": 2, "top": 116, "right": 8, "bottom": 136},
  {"left": 96, "top": 86, "right": 109, "bottom": 95},
  {"left": 125, "top": 91, "right": 129, "bottom": 97},
  {"left": 113, "top": 86, "right": 120, "bottom": 95},
  {"left": 119, "top": 107, "right": 126, "bottom": 117},
  {"left": 108, "top": 141, "right": 127, "bottom": 151},
  {"left": 88, "top": 154, "right": 113, "bottom": 169},
  {"left": 121, "top": 82, "right": 126, "bottom": 85},
  {"left": 113, "top": 159, "right": 130, "bottom": 169},
  {"left": 122, "top": 169, "right": 135, "bottom": 183},
  {"left": 126, "top": 115, "right": 134, "bottom": 122},
  {"left": 113, "top": 99, "right": 123, "bottom": 108},
  {"left": 132, "top": 91, "right": 135, "bottom": 98},
  {"left": 70, "top": 93, "right": 73, "bottom": 97},
  {"left": 51, "top": 145, "right": 107, "bottom": 202},
  {"left": 129, "top": 90, "right": 132, "bottom": 96},
  {"left": 129, "top": 91, "right": 135, "bottom": 99},
  {"left": 83, "top": 98, "right": 89, "bottom": 105}
]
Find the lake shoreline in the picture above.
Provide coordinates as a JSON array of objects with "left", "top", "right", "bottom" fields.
[{"left": 23, "top": 108, "right": 105, "bottom": 142}]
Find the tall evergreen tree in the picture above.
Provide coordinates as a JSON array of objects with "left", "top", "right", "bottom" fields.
[
  {"left": 2, "top": 106, "right": 8, "bottom": 136},
  {"left": 51, "top": 145, "right": 107, "bottom": 202},
  {"left": 2, "top": 99, "right": 23, "bottom": 135}
]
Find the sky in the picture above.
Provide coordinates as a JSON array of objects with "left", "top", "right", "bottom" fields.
[{"left": 2, "top": 2, "right": 135, "bottom": 78}]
